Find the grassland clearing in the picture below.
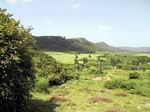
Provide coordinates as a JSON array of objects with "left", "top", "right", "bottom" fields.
[{"left": 31, "top": 51, "right": 150, "bottom": 112}]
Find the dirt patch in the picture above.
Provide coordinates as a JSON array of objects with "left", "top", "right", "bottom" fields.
[
  {"left": 50, "top": 95, "right": 67, "bottom": 102},
  {"left": 91, "top": 97, "right": 113, "bottom": 103},
  {"left": 100, "top": 89, "right": 111, "bottom": 93},
  {"left": 104, "top": 108, "right": 122, "bottom": 112},
  {"left": 91, "top": 76, "right": 112, "bottom": 81},
  {"left": 92, "top": 89, "right": 111, "bottom": 93},
  {"left": 115, "top": 92, "right": 128, "bottom": 97}
]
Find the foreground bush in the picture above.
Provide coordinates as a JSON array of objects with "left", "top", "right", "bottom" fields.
[{"left": 0, "top": 9, "right": 35, "bottom": 112}]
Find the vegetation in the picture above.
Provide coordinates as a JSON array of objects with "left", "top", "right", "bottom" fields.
[
  {"left": 32, "top": 51, "right": 79, "bottom": 92},
  {"left": 129, "top": 72, "right": 140, "bottom": 79},
  {"left": 34, "top": 36, "right": 127, "bottom": 53},
  {"left": 0, "top": 9, "right": 34, "bottom": 112},
  {"left": 30, "top": 51, "right": 150, "bottom": 112},
  {"left": 1, "top": 9, "right": 150, "bottom": 112}
]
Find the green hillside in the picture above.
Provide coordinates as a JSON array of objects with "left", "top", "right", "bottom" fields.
[{"left": 34, "top": 36, "right": 124, "bottom": 53}]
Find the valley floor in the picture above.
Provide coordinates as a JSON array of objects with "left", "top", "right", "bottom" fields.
[{"left": 31, "top": 69, "right": 150, "bottom": 112}]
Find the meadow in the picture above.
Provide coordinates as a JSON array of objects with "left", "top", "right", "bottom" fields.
[{"left": 31, "top": 51, "right": 150, "bottom": 112}]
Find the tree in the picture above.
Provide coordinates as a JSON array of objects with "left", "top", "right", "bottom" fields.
[
  {"left": 89, "top": 54, "right": 92, "bottom": 58},
  {"left": 110, "top": 57, "right": 121, "bottom": 68},
  {"left": 0, "top": 9, "right": 35, "bottom": 112},
  {"left": 82, "top": 57, "right": 88, "bottom": 68},
  {"left": 97, "top": 56, "right": 104, "bottom": 73},
  {"left": 74, "top": 54, "right": 79, "bottom": 71}
]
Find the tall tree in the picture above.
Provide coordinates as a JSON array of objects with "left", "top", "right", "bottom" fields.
[
  {"left": 97, "top": 56, "right": 104, "bottom": 72},
  {"left": 0, "top": 9, "right": 35, "bottom": 112}
]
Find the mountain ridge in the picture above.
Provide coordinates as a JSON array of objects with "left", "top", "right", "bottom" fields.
[{"left": 34, "top": 36, "right": 150, "bottom": 53}]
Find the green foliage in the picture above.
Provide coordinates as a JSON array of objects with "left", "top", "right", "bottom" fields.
[
  {"left": 0, "top": 9, "right": 35, "bottom": 112},
  {"left": 35, "top": 78, "right": 49, "bottom": 93},
  {"left": 104, "top": 79, "right": 137, "bottom": 90},
  {"left": 48, "top": 66, "right": 79, "bottom": 86},
  {"left": 129, "top": 72, "right": 140, "bottom": 79},
  {"left": 34, "top": 36, "right": 98, "bottom": 53},
  {"left": 88, "top": 54, "right": 92, "bottom": 58},
  {"left": 104, "top": 79, "right": 122, "bottom": 89},
  {"left": 110, "top": 57, "right": 121, "bottom": 68},
  {"left": 33, "top": 51, "right": 78, "bottom": 87},
  {"left": 130, "top": 86, "right": 150, "bottom": 97},
  {"left": 120, "top": 81, "right": 137, "bottom": 90}
]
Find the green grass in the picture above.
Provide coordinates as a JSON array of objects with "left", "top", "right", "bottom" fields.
[
  {"left": 32, "top": 51, "right": 150, "bottom": 112},
  {"left": 44, "top": 51, "right": 102, "bottom": 64},
  {"left": 32, "top": 69, "right": 150, "bottom": 112}
]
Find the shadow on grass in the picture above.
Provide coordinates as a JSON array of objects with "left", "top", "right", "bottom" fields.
[{"left": 30, "top": 99, "right": 60, "bottom": 112}]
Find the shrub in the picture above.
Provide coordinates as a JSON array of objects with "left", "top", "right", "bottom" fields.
[
  {"left": 130, "top": 87, "right": 150, "bottom": 97},
  {"left": 48, "top": 67, "right": 79, "bottom": 86},
  {"left": 104, "top": 79, "right": 122, "bottom": 89},
  {"left": 35, "top": 78, "right": 49, "bottom": 93},
  {"left": 104, "top": 79, "right": 137, "bottom": 90},
  {"left": 120, "top": 81, "right": 137, "bottom": 90},
  {"left": 0, "top": 9, "right": 35, "bottom": 112},
  {"left": 129, "top": 72, "right": 140, "bottom": 79},
  {"left": 33, "top": 52, "right": 79, "bottom": 86}
]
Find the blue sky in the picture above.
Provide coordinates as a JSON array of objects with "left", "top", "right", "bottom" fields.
[{"left": 0, "top": 0, "right": 150, "bottom": 47}]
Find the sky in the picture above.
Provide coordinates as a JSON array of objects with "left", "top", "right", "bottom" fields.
[{"left": 0, "top": 0, "right": 150, "bottom": 47}]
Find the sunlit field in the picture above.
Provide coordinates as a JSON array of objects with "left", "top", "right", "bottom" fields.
[{"left": 31, "top": 51, "right": 150, "bottom": 112}]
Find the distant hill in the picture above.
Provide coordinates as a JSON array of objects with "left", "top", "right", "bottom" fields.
[
  {"left": 34, "top": 36, "right": 149, "bottom": 53},
  {"left": 68, "top": 38, "right": 102, "bottom": 53},
  {"left": 119, "top": 47, "right": 150, "bottom": 53},
  {"left": 95, "top": 42, "right": 124, "bottom": 52},
  {"left": 34, "top": 36, "right": 72, "bottom": 51},
  {"left": 34, "top": 36, "right": 100, "bottom": 53}
]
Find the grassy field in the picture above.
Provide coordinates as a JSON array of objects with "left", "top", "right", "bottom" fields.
[
  {"left": 44, "top": 51, "right": 102, "bottom": 64},
  {"left": 45, "top": 51, "right": 150, "bottom": 64},
  {"left": 32, "top": 51, "right": 150, "bottom": 112}
]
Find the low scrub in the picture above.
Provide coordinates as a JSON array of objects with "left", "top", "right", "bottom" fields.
[
  {"left": 129, "top": 72, "right": 140, "bottom": 79},
  {"left": 104, "top": 79, "right": 137, "bottom": 90},
  {"left": 104, "top": 79, "right": 122, "bottom": 89},
  {"left": 34, "top": 78, "right": 49, "bottom": 93},
  {"left": 33, "top": 51, "right": 79, "bottom": 87}
]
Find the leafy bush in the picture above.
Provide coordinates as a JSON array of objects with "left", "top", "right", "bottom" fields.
[
  {"left": 35, "top": 78, "right": 49, "bottom": 93},
  {"left": 0, "top": 9, "right": 35, "bottom": 112},
  {"left": 130, "top": 87, "right": 150, "bottom": 97},
  {"left": 120, "top": 81, "right": 137, "bottom": 90},
  {"left": 104, "top": 79, "right": 137, "bottom": 90},
  {"left": 33, "top": 51, "right": 79, "bottom": 86},
  {"left": 129, "top": 72, "right": 140, "bottom": 79},
  {"left": 48, "top": 67, "right": 79, "bottom": 86},
  {"left": 104, "top": 79, "right": 122, "bottom": 89}
]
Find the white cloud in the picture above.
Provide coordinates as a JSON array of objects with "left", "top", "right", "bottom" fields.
[
  {"left": 6, "top": 0, "right": 17, "bottom": 4},
  {"left": 69, "top": 0, "right": 81, "bottom": 9},
  {"left": 22, "top": 0, "right": 32, "bottom": 2},
  {"left": 6, "top": 0, "right": 32, "bottom": 4},
  {"left": 56, "top": 0, "right": 81, "bottom": 9}
]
